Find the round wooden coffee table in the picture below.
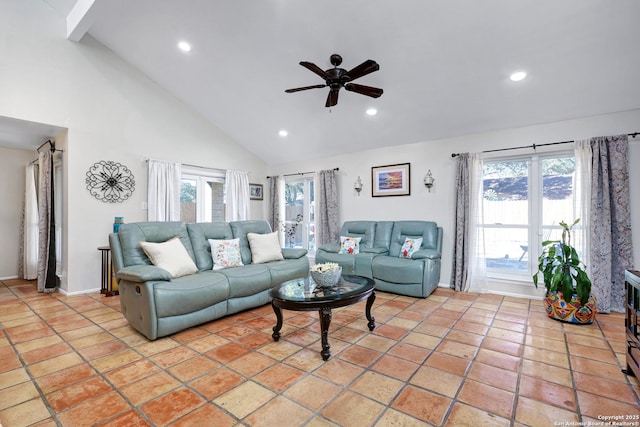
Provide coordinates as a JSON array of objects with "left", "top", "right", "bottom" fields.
[{"left": 270, "top": 274, "right": 376, "bottom": 360}]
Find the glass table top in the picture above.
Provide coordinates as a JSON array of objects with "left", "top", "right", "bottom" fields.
[{"left": 271, "top": 274, "right": 374, "bottom": 302}]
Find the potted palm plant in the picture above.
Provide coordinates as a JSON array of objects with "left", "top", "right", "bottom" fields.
[{"left": 532, "top": 219, "right": 597, "bottom": 324}]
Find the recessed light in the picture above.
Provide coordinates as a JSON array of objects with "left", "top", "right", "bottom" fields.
[
  {"left": 177, "top": 41, "right": 192, "bottom": 52},
  {"left": 366, "top": 108, "right": 378, "bottom": 116},
  {"left": 510, "top": 71, "right": 527, "bottom": 82},
  {"left": 278, "top": 129, "right": 288, "bottom": 137}
]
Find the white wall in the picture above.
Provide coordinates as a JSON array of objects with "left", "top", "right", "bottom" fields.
[
  {"left": 269, "top": 109, "right": 640, "bottom": 289},
  {"left": 0, "top": 147, "right": 35, "bottom": 279},
  {"left": 0, "top": 1, "right": 268, "bottom": 293}
]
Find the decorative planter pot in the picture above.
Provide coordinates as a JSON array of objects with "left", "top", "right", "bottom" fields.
[{"left": 544, "top": 291, "right": 597, "bottom": 324}]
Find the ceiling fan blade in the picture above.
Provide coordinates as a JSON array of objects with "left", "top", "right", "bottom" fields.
[
  {"left": 285, "top": 84, "right": 326, "bottom": 93},
  {"left": 325, "top": 89, "right": 339, "bottom": 107},
  {"left": 345, "top": 60, "right": 379, "bottom": 80},
  {"left": 300, "top": 61, "right": 331, "bottom": 80},
  {"left": 344, "top": 83, "right": 383, "bottom": 98}
]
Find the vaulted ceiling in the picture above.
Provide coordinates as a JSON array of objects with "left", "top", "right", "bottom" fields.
[{"left": 36, "top": 0, "right": 640, "bottom": 164}]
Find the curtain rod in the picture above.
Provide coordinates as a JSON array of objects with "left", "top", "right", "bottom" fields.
[
  {"left": 36, "top": 139, "right": 63, "bottom": 153},
  {"left": 266, "top": 167, "right": 339, "bottom": 179},
  {"left": 144, "top": 158, "right": 224, "bottom": 173},
  {"left": 450, "top": 132, "right": 640, "bottom": 158}
]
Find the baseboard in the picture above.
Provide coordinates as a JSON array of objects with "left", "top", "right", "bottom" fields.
[
  {"left": 57, "top": 287, "right": 101, "bottom": 296},
  {"left": 0, "top": 275, "right": 19, "bottom": 281}
]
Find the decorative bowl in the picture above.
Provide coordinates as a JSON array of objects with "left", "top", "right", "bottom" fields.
[{"left": 311, "top": 267, "right": 342, "bottom": 288}]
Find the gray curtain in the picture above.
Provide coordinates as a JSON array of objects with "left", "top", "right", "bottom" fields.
[
  {"left": 451, "top": 153, "right": 470, "bottom": 291},
  {"left": 589, "top": 134, "right": 633, "bottom": 313},
  {"left": 37, "top": 149, "right": 56, "bottom": 292},
  {"left": 316, "top": 169, "right": 339, "bottom": 245},
  {"left": 268, "top": 176, "right": 280, "bottom": 232}
]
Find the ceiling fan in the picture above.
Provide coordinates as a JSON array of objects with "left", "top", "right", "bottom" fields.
[{"left": 285, "top": 54, "right": 383, "bottom": 107}]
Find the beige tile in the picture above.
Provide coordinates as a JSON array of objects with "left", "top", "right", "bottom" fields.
[
  {"left": 0, "top": 368, "right": 30, "bottom": 390},
  {"left": 284, "top": 375, "right": 342, "bottom": 410},
  {"left": 375, "top": 408, "right": 430, "bottom": 427},
  {"left": 445, "top": 402, "right": 511, "bottom": 427},
  {"left": 0, "top": 381, "right": 40, "bottom": 410},
  {"left": 244, "top": 395, "right": 313, "bottom": 427},
  {"left": 0, "top": 398, "right": 51, "bottom": 426},
  {"left": 322, "top": 391, "right": 385, "bottom": 427},
  {"left": 350, "top": 371, "right": 404, "bottom": 404},
  {"left": 515, "top": 396, "right": 579, "bottom": 426},
  {"left": 213, "top": 381, "right": 275, "bottom": 419},
  {"left": 27, "top": 352, "right": 84, "bottom": 378},
  {"left": 410, "top": 365, "right": 463, "bottom": 397},
  {"left": 90, "top": 349, "right": 142, "bottom": 373}
]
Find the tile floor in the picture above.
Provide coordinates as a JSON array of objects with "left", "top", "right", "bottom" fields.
[{"left": 0, "top": 278, "right": 639, "bottom": 426}]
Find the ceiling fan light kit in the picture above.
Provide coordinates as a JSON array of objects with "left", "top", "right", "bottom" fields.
[{"left": 285, "top": 54, "right": 383, "bottom": 107}]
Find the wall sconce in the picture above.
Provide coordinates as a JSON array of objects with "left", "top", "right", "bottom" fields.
[
  {"left": 354, "top": 176, "right": 363, "bottom": 195},
  {"left": 424, "top": 170, "right": 435, "bottom": 192}
]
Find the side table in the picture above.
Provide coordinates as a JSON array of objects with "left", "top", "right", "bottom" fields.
[{"left": 98, "top": 246, "right": 119, "bottom": 296}]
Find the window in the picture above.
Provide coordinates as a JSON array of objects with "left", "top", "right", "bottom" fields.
[
  {"left": 180, "top": 166, "right": 225, "bottom": 223},
  {"left": 283, "top": 177, "right": 315, "bottom": 252},
  {"left": 481, "top": 152, "right": 576, "bottom": 280}
]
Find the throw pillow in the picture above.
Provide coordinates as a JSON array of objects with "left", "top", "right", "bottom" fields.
[
  {"left": 247, "top": 231, "right": 284, "bottom": 264},
  {"left": 139, "top": 237, "right": 198, "bottom": 278},
  {"left": 399, "top": 237, "right": 423, "bottom": 258},
  {"left": 208, "top": 238, "right": 244, "bottom": 270},
  {"left": 339, "top": 236, "right": 361, "bottom": 255}
]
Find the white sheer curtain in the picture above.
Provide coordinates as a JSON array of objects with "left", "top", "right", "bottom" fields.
[
  {"left": 23, "top": 163, "right": 39, "bottom": 280},
  {"left": 148, "top": 160, "right": 182, "bottom": 221},
  {"left": 465, "top": 153, "right": 487, "bottom": 292},
  {"left": 225, "top": 170, "right": 250, "bottom": 221},
  {"left": 573, "top": 140, "right": 592, "bottom": 269}
]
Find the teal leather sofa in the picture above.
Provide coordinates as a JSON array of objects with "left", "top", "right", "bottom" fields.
[
  {"left": 315, "top": 220, "right": 442, "bottom": 298},
  {"left": 110, "top": 220, "right": 309, "bottom": 340}
]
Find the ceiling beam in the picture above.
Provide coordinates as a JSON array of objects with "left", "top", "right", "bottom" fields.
[{"left": 66, "top": 0, "right": 98, "bottom": 42}]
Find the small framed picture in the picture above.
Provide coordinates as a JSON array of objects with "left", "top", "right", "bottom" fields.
[
  {"left": 249, "top": 183, "right": 264, "bottom": 200},
  {"left": 371, "top": 163, "right": 411, "bottom": 197}
]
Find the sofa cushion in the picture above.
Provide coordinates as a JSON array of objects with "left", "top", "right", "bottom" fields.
[
  {"left": 209, "top": 238, "right": 244, "bottom": 270},
  {"left": 139, "top": 237, "right": 198, "bottom": 278},
  {"left": 154, "top": 271, "right": 229, "bottom": 317},
  {"left": 247, "top": 232, "right": 284, "bottom": 264},
  {"left": 118, "top": 222, "right": 194, "bottom": 267},
  {"left": 219, "top": 264, "right": 272, "bottom": 298},
  {"left": 339, "top": 221, "right": 377, "bottom": 249},
  {"left": 339, "top": 236, "right": 361, "bottom": 254},
  {"left": 372, "top": 256, "right": 425, "bottom": 284},
  {"left": 187, "top": 222, "right": 234, "bottom": 270},
  {"left": 389, "top": 221, "right": 439, "bottom": 257}
]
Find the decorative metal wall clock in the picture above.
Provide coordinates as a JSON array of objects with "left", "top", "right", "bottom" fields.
[{"left": 85, "top": 160, "right": 135, "bottom": 203}]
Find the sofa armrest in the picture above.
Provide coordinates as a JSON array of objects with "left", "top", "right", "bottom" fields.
[
  {"left": 317, "top": 243, "right": 340, "bottom": 253},
  {"left": 116, "top": 265, "right": 172, "bottom": 282},
  {"left": 361, "top": 247, "right": 389, "bottom": 255},
  {"left": 411, "top": 249, "right": 441, "bottom": 260},
  {"left": 282, "top": 248, "right": 308, "bottom": 259}
]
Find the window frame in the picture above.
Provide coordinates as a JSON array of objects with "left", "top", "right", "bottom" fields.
[
  {"left": 180, "top": 166, "right": 225, "bottom": 223},
  {"left": 283, "top": 176, "right": 315, "bottom": 254},
  {"left": 480, "top": 149, "right": 576, "bottom": 285}
]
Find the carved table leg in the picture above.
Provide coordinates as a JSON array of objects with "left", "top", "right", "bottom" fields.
[
  {"left": 271, "top": 302, "right": 283, "bottom": 341},
  {"left": 319, "top": 307, "right": 332, "bottom": 360},
  {"left": 366, "top": 290, "right": 376, "bottom": 331}
]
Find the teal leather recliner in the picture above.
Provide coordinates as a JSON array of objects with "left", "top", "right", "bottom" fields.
[
  {"left": 315, "top": 220, "right": 442, "bottom": 298},
  {"left": 110, "top": 220, "right": 309, "bottom": 340}
]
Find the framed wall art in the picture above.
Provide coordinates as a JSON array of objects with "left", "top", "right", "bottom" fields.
[
  {"left": 371, "top": 163, "right": 410, "bottom": 197},
  {"left": 249, "top": 183, "right": 264, "bottom": 200}
]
